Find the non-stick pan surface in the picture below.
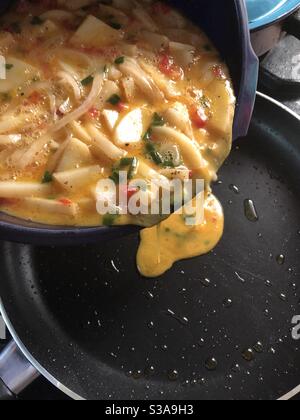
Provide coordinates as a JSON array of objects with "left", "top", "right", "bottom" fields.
[{"left": 0, "top": 93, "right": 300, "bottom": 400}]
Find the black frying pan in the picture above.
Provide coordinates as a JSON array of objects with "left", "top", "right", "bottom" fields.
[{"left": 1, "top": 92, "right": 300, "bottom": 400}]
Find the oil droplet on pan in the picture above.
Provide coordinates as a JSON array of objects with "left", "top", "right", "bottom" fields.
[
  {"left": 223, "top": 298, "right": 233, "bottom": 308},
  {"left": 205, "top": 357, "right": 218, "bottom": 371},
  {"left": 201, "top": 278, "right": 211, "bottom": 287},
  {"left": 253, "top": 341, "right": 264, "bottom": 353},
  {"left": 229, "top": 184, "right": 240, "bottom": 194},
  {"left": 242, "top": 348, "right": 255, "bottom": 362},
  {"left": 276, "top": 254, "right": 285, "bottom": 265},
  {"left": 244, "top": 199, "right": 259, "bottom": 222},
  {"left": 168, "top": 370, "right": 179, "bottom": 381}
]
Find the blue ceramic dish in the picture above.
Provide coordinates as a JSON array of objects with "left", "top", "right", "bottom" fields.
[
  {"left": 247, "top": 0, "right": 300, "bottom": 31},
  {"left": 0, "top": 0, "right": 258, "bottom": 245}
]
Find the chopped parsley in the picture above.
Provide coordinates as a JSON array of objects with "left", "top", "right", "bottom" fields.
[
  {"left": 42, "top": 171, "right": 53, "bottom": 184},
  {"left": 103, "top": 213, "right": 120, "bottom": 226},
  {"left": 151, "top": 112, "right": 165, "bottom": 127},
  {"left": 114, "top": 56, "right": 125, "bottom": 65},
  {"left": 110, "top": 157, "right": 138, "bottom": 184},
  {"left": 107, "top": 94, "right": 121, "bottom": 106},
  {"left": 5, "top": 64, "right": 13, "bottom": 70},
  {"left": 81, "top": 75, "right": 94, "bottom": 86},
  {"left": 103, "top": 64, "right": 109, "bottom": 75},
  {"left": 145, "top": 142, "right": 163, "bottom": 166},
  {"left": 143, "top": 128, "right": 152, "bottom": 141},
  {"left": 143, "top": 113, "right": 170, "bottom": 166}
]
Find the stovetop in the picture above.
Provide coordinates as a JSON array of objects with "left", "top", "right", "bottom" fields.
[{"left": 1, "top": 12, "right": 300, "bottom": 401}]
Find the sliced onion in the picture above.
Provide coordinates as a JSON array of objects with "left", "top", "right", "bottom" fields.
[
  {"left": 58, "top": 98, "right": 72, "bottom": 115},
  {"left": 57, "top": 71, "right": 83, "bottom": 101},
  {"left": 51, "top": 74, "right": 104, "bottom": 133}
]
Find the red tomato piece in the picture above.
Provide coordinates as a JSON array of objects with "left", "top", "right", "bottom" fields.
[
  {"left": 158, "top": 54, "right": 183, "bottom": 80},
  {"left": 59, "top": 198, "right": 72, "bottom": 206},
  {"left": 190, "top": 106, "right": 208, "bottom": 128}
]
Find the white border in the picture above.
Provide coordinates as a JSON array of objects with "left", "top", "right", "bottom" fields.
[{"left": 0, "top": 92, "right": 300, "bottom": 401}]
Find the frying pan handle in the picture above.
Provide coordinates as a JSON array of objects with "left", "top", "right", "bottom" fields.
[
  {"left": 233, "top": 0, "right": 259, "bottom": 140},
  {"left": 0, "top": 341, "right": 39, "bottom": 400}
]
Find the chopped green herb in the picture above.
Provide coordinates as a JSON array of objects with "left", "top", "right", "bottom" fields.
[
  {"left": 143, "top": 128, "right": 152, "bottom": 141},
  {"left": 109, "top": 171, "right": 120, "bottom": 184},
  {"left": 103, "top": 64, "right": 109, "bottom": 75},
  {"left": 5, "top": 64, "right": 13, "bottom": 70},
  {"left": 127, "top": 157, "right": 138, "bottom": 180},
  {"left": 42, "top": 171, "right": 53, "bottom": 184},
  {"left": 145, "top": 141, "right": 163, "bottom": 165},
  {"left": 114, "top": 56, "right": 125, "bottom": 65},
  {"left": 31, "top": 16, "right": 44, "bottom": 25},
  {"left": 107, "top": 94, "right": 121, "bottom": 106},
  {"left": 110, "top": 157, "right": 138, "bottom": 184},
  {"left": 109, "top": 22, "right": 122, "bottom": 30},
  {"left": 103, "top": 213, "right": 120, "bottom": 226},
  {"left": 81, "top": 75, "right": 94, "bottom": 86},
  {"left": 152, "top": 112, "right": 165, "bottom": 127}
]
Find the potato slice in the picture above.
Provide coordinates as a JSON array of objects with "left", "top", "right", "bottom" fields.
[
  {"left": 70, "top": 15, "right": 123, "bottom": 48},
  {"left": 54, "top": 165, "right": 104, "bottom": 192},
  {"left": 207, "top": 79, "right": 235, "bottom": 136},
  {"left": 169, "top": 41, "right": 195, "bottom": 67},
  {"left": 0, "top": 182, "right": 52, "bottom": 198},
  {"left": 163, "top": 102, "right": 193, "bottom": 137},
  {"left": 56, "top": 138, "right": 93, "bottom": 172},
  {"left": 103, "top": 110, "right": 119, "bottom": 132},
  {"left": 114, "top": 108, "right": 143, "bottom": 145},
  {"left": 152, "top": 126, "right": 206, "bottom": 170},
  {"left": 0, "top": 57, "right": 39, "bottom": 93},
  {"left": 121, "top": 76, "right": 136, "bottom": 101},
  {"left": 140, "top": 31, "right": 169, "bottom": 51},
  {"left": 23, "top": 197, "right": 79, "bottom": 217}
]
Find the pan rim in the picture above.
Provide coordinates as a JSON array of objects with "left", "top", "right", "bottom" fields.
[
  {"left": 0, "top": 299, "right": 84, "bottom": 400},
  {"left": 1, "top": 91, "right": 300, "bottom": 401}
]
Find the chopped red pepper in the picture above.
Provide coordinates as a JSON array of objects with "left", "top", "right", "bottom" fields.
[
  {"left": 88, "top": 107, "right": 100, "bottom": 119},
  {"left": 59, "top": 198, "right": 72, "bottom": 206},
  {"left": 27, "top": 91, "right": 42, "bottom": 105},
  {"left": 126, "top": 186, "right": 139, "bottom": 200},
  {"left": 190, "top": 106, "right": 208, "bottom": 129},
  {"left": 0, "top": 198, "right": 18, "bottom": 206},
  {"left": 116, "top": 102, "right": 128, "bottom": 112},
  {"left": 119, "top": 185, "right": 139, "bottom": 201},
  {"left": 158, "top": 53, "right": 183, "bottom": 80},
  {"left": 213, "top": 65, "right": 226, "bottom": 80}
]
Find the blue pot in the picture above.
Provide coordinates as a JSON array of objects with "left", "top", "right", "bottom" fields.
[
  {"left": 0, "top": 0, "right": 258, "bottom": 245},
  {"left": 247, "top": 0, "right": 300, "bottom": 31}
]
